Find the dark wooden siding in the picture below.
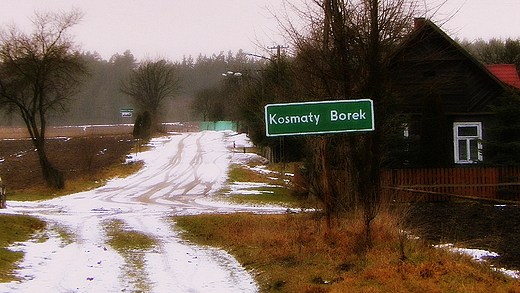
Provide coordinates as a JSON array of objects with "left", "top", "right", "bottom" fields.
[{"left": 389, "top": 22, "right": 505, "bottom": 114}]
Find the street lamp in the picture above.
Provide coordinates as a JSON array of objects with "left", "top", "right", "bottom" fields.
[
  {"left": 246, "top": 53, "right": 272, "bottom": 61},
  {"left": 222, "top": 71, "right": 242, "bottom": 77}
]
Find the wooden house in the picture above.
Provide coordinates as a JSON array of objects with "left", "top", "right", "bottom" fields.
[{"left": 389, "top": 18, "right": 520, "bottom": 167}]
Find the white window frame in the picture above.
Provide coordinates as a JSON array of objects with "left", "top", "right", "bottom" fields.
[
  {"left": 453, "top": 122, "right": 483, "bottom": 164},
  {"left": 402, "top": 123, "right": 410, "bottom": 138}
]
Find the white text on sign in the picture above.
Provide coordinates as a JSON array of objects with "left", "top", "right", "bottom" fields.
[
  {"left": 330, "top": 109, "right": 367, "bottom": 121},
  {"left": 268, "top": 112, "right": 321, "bottom": 126}
]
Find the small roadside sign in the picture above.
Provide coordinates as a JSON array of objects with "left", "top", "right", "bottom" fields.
[
  {"left": 120, "top": 108, "right": 134, "bottom": 118},
  {"left": 265, "top": 99, "right": 374, "bottom": 137}
]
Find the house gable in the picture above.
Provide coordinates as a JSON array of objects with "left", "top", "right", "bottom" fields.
[
  {"left": 389, "top": 18, "right": 508, "bottom": 114},
  {"left": 387, "top": 19, "right": 516, "bottom": 167}
]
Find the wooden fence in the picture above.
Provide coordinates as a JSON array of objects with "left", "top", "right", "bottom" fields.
[{"left": 381, "top": 167, "right": 520, "bottom": 202}]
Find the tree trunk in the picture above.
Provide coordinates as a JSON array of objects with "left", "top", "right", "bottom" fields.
[
  {"left": 39, "top": 155, "right": 65, "bottom": 190},
  {"left": 34, "top": 136, "right": 65, "bottom": 190},
  {"left": 320, "top": 137, "right": 332, "bottom": 229}
]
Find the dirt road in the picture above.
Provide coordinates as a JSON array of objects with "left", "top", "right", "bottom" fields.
[{"left": 0, "top": 131, "right": 281, "bottom": 293}]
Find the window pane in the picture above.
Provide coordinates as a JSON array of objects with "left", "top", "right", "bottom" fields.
[
  {"left": 470, "top": 140, "right": 479, "bottom": 161},
  {"left": 454, "top": 122, "right": 482, "bottom": 164},
  {"left": 458, "top": 126, "right": 478, "bottom": 137},
  {"left": 458, "top": 140, "right": 468, "bottom": 161}
]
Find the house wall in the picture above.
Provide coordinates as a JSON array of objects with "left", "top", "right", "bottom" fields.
[
  {"left": 388, "top": 20, "right": 506, "bottom": 168},
  {"left": 392, "top": 114, "right": 497, "bottom": 168}
]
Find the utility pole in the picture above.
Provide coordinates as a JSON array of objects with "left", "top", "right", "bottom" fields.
[
  {"left": 267, "top": 45, "right": 289, "bottom": 61},
  {"left": 267, "top": 45, "right": 289, "bottom": 181},
  {"left": 268, "top": 45, "right": 289, "bottom": 84}
]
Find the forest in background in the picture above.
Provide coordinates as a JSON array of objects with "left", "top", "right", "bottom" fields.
[
  {"left": 1, "top": 36, "right": 519, "bottom": 128},
  {"left": 0, "top": 49, "right": 264, "bottom": 126}
]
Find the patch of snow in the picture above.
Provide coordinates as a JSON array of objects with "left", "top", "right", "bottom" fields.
[
  {"left": 496, "top": 267, "right": 520, "bottom": 279},
  {"left": 435, "top": 243, "right": 520, "bottom": 279},
  {"left": 248, "top": 165, "right": 293, "bottom": 178},
  {"left": 0, "top": 131, "right": 270, "bottom": 292},
  {"left": 223, "top": 132, "right": 254, "bottom": 149},
  {"left": 225, "top": 181, "right": 281, "bottom": 196},
  {"left": 435, "top": 243, "right": 499, "bottom": 261},
  {"left": 250, "top": 165, "right": 273, "bottom": 175},
  {"left": 193, "top": 197, "right": 295, "bottom": 214}
]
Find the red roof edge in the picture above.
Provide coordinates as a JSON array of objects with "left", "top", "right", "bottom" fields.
[{"left": 486, "top": 64, "right": 520, "bottom": 89}]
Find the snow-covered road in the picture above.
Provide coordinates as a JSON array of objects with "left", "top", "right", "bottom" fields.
[{"left": 0, "top": 131, "right": 282, "bottom": 293}]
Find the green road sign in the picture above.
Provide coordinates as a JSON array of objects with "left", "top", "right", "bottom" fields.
[
  {"left": 120, "top": 108, "right": 134, "bottom": 118},
  {"left": 265, "top": 99, "right": 374, "bottom": 137}
]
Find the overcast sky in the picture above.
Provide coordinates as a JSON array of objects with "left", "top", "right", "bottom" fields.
[{"left": 0, "top": 0, "right": 519, "bottom": 62}]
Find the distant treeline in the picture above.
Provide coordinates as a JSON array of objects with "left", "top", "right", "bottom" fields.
[{"left": 0, "top": 49, "right": 263, "bottom": 126}]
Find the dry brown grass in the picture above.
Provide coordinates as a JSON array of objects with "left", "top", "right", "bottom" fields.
[
  {"left": 8, "top": 160, "right": 143, "bottom": 201},
  {"left": 174, "top": 211, "right": 520, "bottom": 293},
  {"left": 0, "top": 214, "right": 46, "bottom": 282}
]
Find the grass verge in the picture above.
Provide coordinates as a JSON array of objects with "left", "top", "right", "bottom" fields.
[
  {"left": 219, "top": 163, "right": 303, "bottom": 207},
  {"left": 225, "top": 186, "right": 298, "bottom": 206},
  {"left": 174, "top": 212, "right": 520, "bottom": 293},
  {"left": 102, "top": 219, "right": 157, "bottom": 292},
  {"left": 0, "top": 214, "right": 46, "bottom": 282},
  {"left": 227, "top": 164, "right": 274, "bottom": 183}
]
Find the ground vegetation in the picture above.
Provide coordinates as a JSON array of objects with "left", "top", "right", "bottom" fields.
[
  {"left": 176, "top": 212, "right": 520, "bottom": 293},
  {"left": 272, "top": 0, "right": 424, "bottom": 245},
  {"left": 1, "top": 132, "right": 520, "bottom": 291},
  {"left": 482, "top": 91, "right": 520, "bottom": 166},
  {"left": 0, "top": 214, "right": 45, "bottom": 282}
]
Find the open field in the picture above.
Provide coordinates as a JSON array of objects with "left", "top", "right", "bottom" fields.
[
  {"left": 0, "top": 134, "right": 136, "bottom": 191},
  {"left": 0, "top": 123, "right": 199, "bottom": 191},
  {"left": 0, "top": 123, "right": 200, "bottom": 139}
]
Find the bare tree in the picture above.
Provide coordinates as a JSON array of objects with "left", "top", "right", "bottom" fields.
[
  {"left": 0, "top": 10, "right": 87, "bottom": 189},
  {"left": 120, "top": 59, "right": 181, "bottom": 130},
  {"left": 280, "top": 0, "right": 423, "bottom": 243},
  {"left": 191, "top": 88, "right": 223, "bottom": 122}
]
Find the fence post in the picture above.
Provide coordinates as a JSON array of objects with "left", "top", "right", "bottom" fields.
[{"left": 0, "top": 184, "right": 5, "bottom": 209}]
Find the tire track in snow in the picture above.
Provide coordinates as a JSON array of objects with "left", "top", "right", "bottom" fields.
[
  {"left": 0, "top": 131, "right": 261, "bottom": 293},
  {"left": 136, "top": 132, "right": 209, "bottom": 203},
  {"left": 96, "top": 133, "right": 192, "bottom": 203}
]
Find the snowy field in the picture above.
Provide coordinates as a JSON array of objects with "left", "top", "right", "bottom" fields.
[{"left": 0, "top": 131, "right": 287, "bottom": 293}]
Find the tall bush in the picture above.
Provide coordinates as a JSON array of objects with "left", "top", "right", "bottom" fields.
[
  {"left": 483, "top": 91, "right": 520, "bottom": 166},
  {"left": 133, "top": 111, "right": 152, "bottom": 141}
]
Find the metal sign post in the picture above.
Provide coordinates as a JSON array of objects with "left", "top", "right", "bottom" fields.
[{"left": 265, "top": 99, "right": 375, "bottom": 229}]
